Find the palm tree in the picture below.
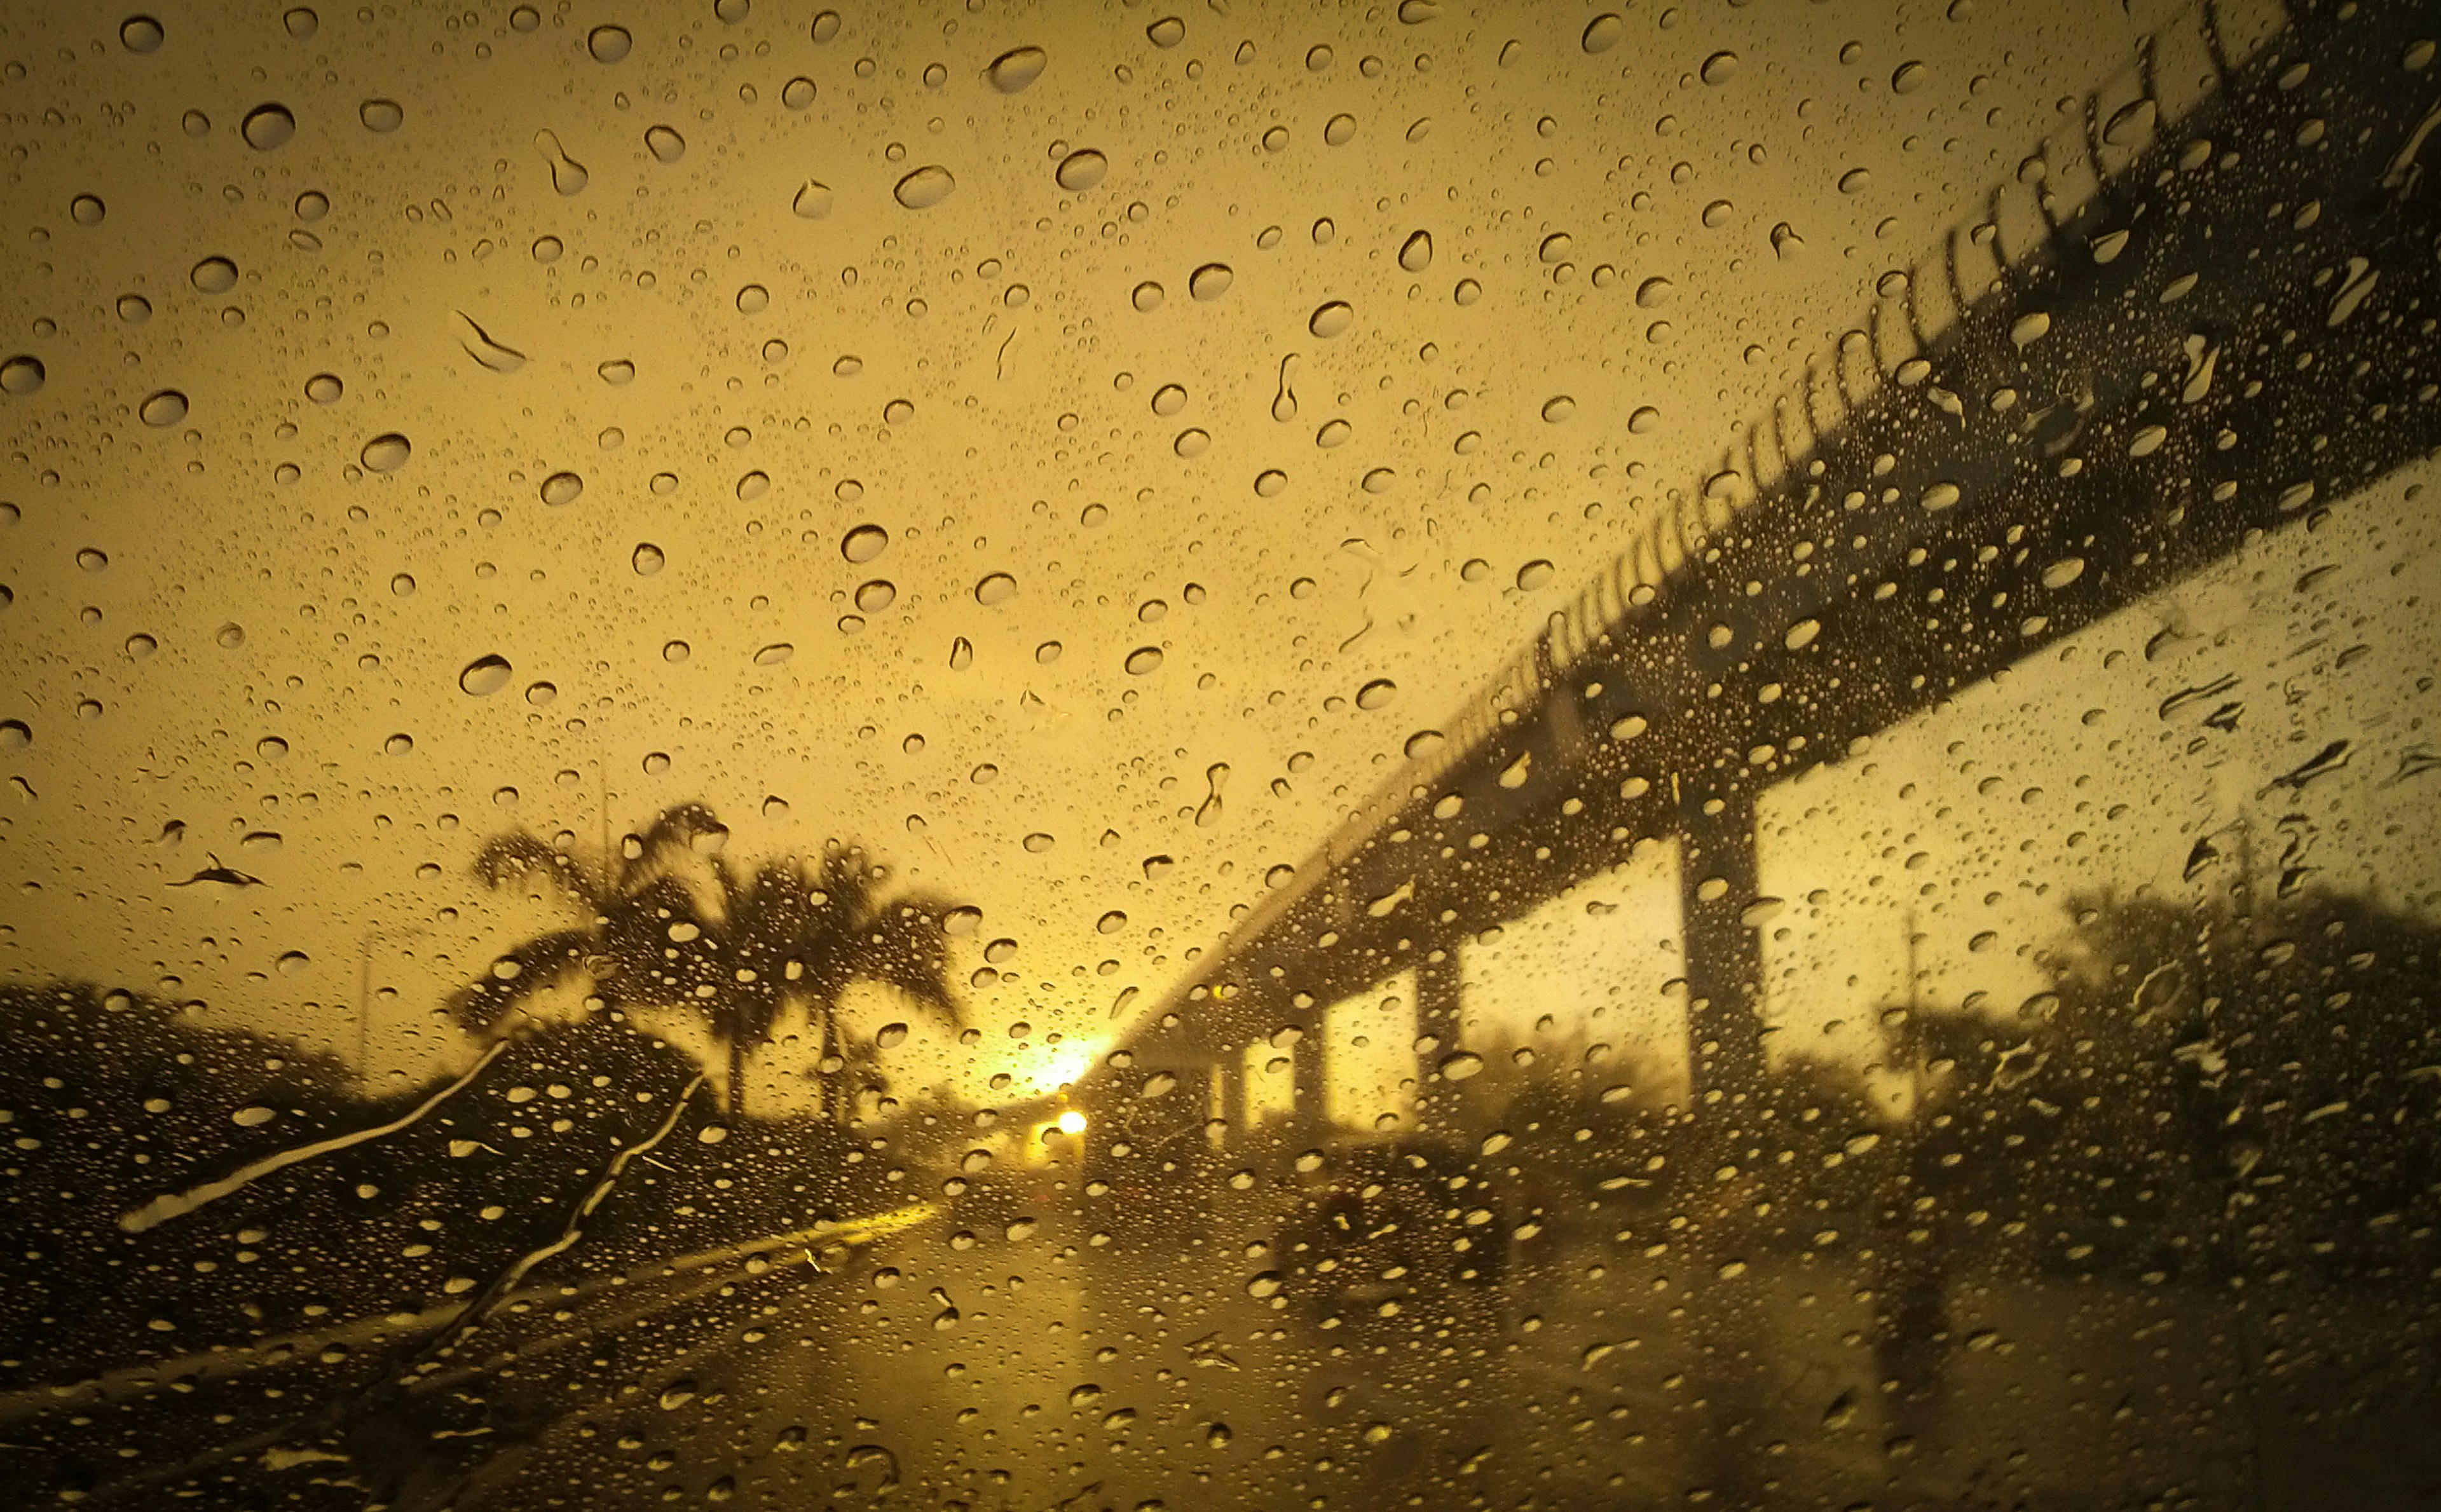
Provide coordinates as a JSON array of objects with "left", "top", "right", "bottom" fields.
[{"left": 452, "top": 804, "right": 962, "bottom": 1118}]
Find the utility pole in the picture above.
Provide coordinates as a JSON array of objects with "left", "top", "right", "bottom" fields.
[{"left": 355, "top": 923, "right": 431, "bottom": 1069}]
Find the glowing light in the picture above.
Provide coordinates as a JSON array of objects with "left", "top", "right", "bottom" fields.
[{"left": 1056, "top": 1109, "right": 1088, "bottom": 1136}]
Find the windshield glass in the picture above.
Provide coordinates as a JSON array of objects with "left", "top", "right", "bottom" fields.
[{"left": 4, "top": 0, "right": 2438, "bottom": 1506}]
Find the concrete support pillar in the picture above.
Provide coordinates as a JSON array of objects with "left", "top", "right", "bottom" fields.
[
  {"left": 1217, "top": 1049, "right": 1247, "bottom": 1146},
  {"left": 1412, "top": 948, "right": 1463, "bottom": 1134},
  {"left": 1291, "top": 1025, "right": 1328, "bottom": 1143},
  {"left": 1678, "top": 786, "right": 1768, "bottom": 1107}
]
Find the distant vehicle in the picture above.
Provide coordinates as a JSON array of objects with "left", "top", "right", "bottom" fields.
[{"left": 1273, "top": 1137, "right": 1508, "bottom": 1329}]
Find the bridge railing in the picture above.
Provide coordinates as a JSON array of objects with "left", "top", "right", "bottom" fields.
[{"left": 1379, "top": 0, "right": 2292, "bottom": 819}]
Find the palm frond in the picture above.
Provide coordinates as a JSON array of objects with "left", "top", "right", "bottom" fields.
[{"left": 445, "top": 927, "right": 600, "bottom": 1034}]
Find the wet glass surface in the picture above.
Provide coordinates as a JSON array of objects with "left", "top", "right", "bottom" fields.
[{"left": 3, "top": 0, "right": 2439, "bottom": 1506}]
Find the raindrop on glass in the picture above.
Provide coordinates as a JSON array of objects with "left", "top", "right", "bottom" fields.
[
  {"left": 240, "top": 103, "right": 297, "bottom": 151},
  {"left": 986, "top": 45, "right": 1048, "bottom": 92},
  {"left": 893, "top": 165, "right": 956, "bottom": 208},
  {"left": 1055, "top": 149, "right": 1108, "bottom": 191},
  {"left": 458, "top": 655, "right": 513, "bottom": 695}
]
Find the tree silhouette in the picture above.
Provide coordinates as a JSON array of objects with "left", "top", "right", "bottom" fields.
[{"left": 452, "top": 804, "right": 962, "bottom": 1117}]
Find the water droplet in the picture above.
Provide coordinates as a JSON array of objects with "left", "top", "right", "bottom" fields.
[
  {"left": 753, "top": 642, "right": 794, "bottom": 666},
  {"left": 0, "top": 356, "right": 44, "bottom": 397},
  {"left": 282, "top": 6, "right": 318, "bottom": 39},
  {"left": 1132, "top": 280, "right": 1165, "bottom": 311},
  {"left": 1540, "top": 395, "right": 1576, "bottom": 423},
  {"left": 116, "top": 293, "right": 151, "bottom": 323},
  {"left": 1837, "top": 167, "right": 1871, "bottom": 194},
  {"left": 986, "top": 44, "right": 1048, "bottom": 92},
  {"left": 1582, "top": 13, "right": 1624, "bottom": 52},
  {"left": 241, "top": 103, "right": 296, "bottom": 150},
  {"left": 359, "top": 97, "right": 402, "bottom": 132},
  {"left": 948, "top": 635, "right": 974, "bottom": 669},
  {"left": 459, "top": 655, "right": 512, "bottom": 695},
  {"left": 662, "top": 639, "right": 691, "bottom": 664},
  {"left": 390, "top": 572, "right": 416, "bottom": 597},
  {"left": 1784, "top": 618, "right": 1821, "bottom": 650},
  {"left": 1700, "top": 50, "right": 1739, "bottom": 85},
  {"left": 533, "top": 129, "right": 589, "bottom": 194},
  {"left": 1244, "top": 1270, "right": 1283, "bottom": 1298},
  {"left": 360, "top": 432, "right": 411, "bottom": 471},
  {"left": 587, "top": 24, "right": 632, "bottom": 62},
  {"left": 1770, "top": 221, "right": 1805, "bottom": 259},
  {"left": 1920, "top": 481, "right": 1960, "bottom": 512},
  {"left": 2103, "top": 97, "right": 2157, "bottom": 147},
  {"left": 76, "top": 548, "right": 107, "bottom": 573},
  {"left": 120, "top": 14, "right": 165, "bottom": 52},
  {"left": 303, "top": 372, "right": 343, "bottom": 404},
  {"left": 809, "top": 9, "right": 840, "bottom": 42},
  {"left": 893, "top": 165, "right": 955, "bottom": 208},
  {"left": 1701, "top": 198, "right": 1735, "bottom": 227},
  {"left": 1173, "top": 428, "right": 1210, "bottom": 458},
  {"left": 791, "top": 180, "right": 835, "bottom": 218},
  {"left": 1254, "top": 469, "right": 1287, "bottom": 496},
  {"left": 1308, "top": 301, "right": 1353, "bottom": 338},
  {"left": 1398, "top": 229, "right": 1433, "bottom": 272},
  {"left": 1516, "top": 559, "right": 1555, "bottom": 590},
  {"left": 1323, "top": 112, "right": 1357, "bottom": 145},
  {"left": 855, "top": 579, "right": 897, "bottom": 613},
  {"left": 632, "top": 542, "right": 664, "bottom": 575},
  {"left": 598, "top": 358, "right": 635, "bottom": 385},
  {"left": 645, "top": 123, "right": 685, "bottom": 163},
  {"left": 1891, "top": 59, "right": 1927, "bottom": 94},
  {"left": 126, "top": 632, "right": 156, "bottom": 658},
  {"left": 2041, "top": 557, "right": 2086, "bottom": 589},
  {"left": 1125, "top": 646, "right": 1163, "bottom": 674},
  {"left": 1189, "top": 262, "right": 1233, "bottom": 300},
  {"left": 1146, "top": 15, "right": 1185, "bottom": 46},
  {"left": 1055, "top": 148, "right": 1107, "bottom": 191},
  {"left": 1628, "top": 404, "right": 1660, "bottom": 433},
  {"left": 383, "top": 732, "right": 414, "bottom": 756},
  {"left": 1438, "top": 1049, "right": 1484, "bottom": 1080},
  {"left": 540, "top": 470, "right": 583, "bottom": 505},
  {"left": 531, "top": 234, "right": 563, "bottom": 262},
  {"left": 781, "top": 75, "right": 816, "bottom": 109},
  {"left": 1355, "top": 678, "right": 1397, "bottom": 709},
  {"left": 215, "top": 623, "right": 245, "bottom": 648},
  {"left": 974, "top": 572, "right": 1018, "bottom": 606},
  {"left": 453, "top": 313, "right": 526, "bottom": 374},
  {"left": 69, "top": 193, "right": 106, "bottom": 226},
  {"left": 841, "top": 524, "right": 889, "bottom": 563},
  {"left": 1315, "top": 418, "right": 1351, "bottom": 448},
  {"left": 139, "top": 389, "right": 188, "bottom": 427},
  {"left": 1152, "top": 383, "right": 1188, "bottom": 417},
  {"left": 191, "top": 256, "right": 238, "bottom": 294},
  {"left": 1097, "top": 909, "right": 1128, "bottom": 935}
]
